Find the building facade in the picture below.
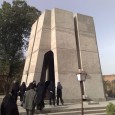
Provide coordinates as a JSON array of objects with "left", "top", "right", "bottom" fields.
[{"left": 21, "top": 8, "right": 105, "bottom": 102}]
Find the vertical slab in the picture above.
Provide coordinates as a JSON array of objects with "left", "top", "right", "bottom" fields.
[
  {"left": 75, "top": 14, "right": 105, "bottom": 101},
  {"left": 51, "top": 8, "right": 81, "bottom": 102},
  {"left": 21, "top": 20, "right": 39, "bottom": 83},
  {"left": 22, "top": 10, "right": 51, "bottom": 85}
]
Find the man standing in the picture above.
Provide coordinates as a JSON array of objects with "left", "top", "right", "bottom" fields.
[
  {"left": 57, "top": 82, "right": 64, "bottom": 106},
  {"left": 23, "top": 83, "right": 36, "bottom": 115},
  {"left": 48, "top": 81, "right": 55, "bottom": 106}
]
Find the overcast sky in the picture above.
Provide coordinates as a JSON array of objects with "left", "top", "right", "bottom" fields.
[{"left": 0, "top": 0, "right": 115, "bottom": 75}]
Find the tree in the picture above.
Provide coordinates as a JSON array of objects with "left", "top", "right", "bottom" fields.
[
  {"left": 0, "top": 0, "right": 41, "bottom": 93},
  {"left": 104, "top": 80, "right": 112, "bottom": 97}
]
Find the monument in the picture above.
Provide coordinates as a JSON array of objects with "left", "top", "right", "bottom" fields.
[{"left": 21, "top": 8, "right": 105, "bottom": 102}]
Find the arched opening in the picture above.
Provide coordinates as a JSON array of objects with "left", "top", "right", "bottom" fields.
[{"left": 40, "top": 51, "right": 55, "bottom": 98}]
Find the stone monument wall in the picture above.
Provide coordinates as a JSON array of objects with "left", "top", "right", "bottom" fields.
[{"left": 22, "top": 8, "right": 105, "bottom": 102}]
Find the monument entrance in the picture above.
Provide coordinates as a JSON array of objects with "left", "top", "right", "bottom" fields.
[
  {"left": 40, "top": 51, "right": 55, "bottom": 83},
  {"left": 41, "top": 51, "right": 55, "bottom": 99}
]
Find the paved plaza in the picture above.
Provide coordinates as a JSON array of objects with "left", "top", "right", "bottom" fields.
[
  {"left": 1, "top": 95, "right": 115, "bottom": 115},
  {"left": 18, "top": 98, "right": 115, "bottom": 115}
]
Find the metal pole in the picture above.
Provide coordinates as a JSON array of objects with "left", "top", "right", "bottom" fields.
[{"left": 80, "top": 81, "right": 84, "bottom": 115}]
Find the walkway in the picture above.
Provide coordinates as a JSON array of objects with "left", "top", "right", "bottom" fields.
[{"left": 1, "top": 96, "right": 115, "bottom": 115}]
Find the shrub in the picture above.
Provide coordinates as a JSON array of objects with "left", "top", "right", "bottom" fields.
[{"left": 106, "top": 102, "right": 115, "bottom": 115}]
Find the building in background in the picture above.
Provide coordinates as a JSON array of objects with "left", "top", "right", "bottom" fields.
[{"left": 103, "top": 75, "right": 115, "bottom": 97}]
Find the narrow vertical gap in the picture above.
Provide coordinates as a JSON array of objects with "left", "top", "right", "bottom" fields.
[
  {"left": 74, "top": 16, "right": 85, "bottom": 96},
  {"left": 74, "top": 16, "right": 81, "bottom": 69}
]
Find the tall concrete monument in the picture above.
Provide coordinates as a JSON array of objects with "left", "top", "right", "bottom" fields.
[{"left": 21, "top": 8, "right": 105, "bottom": 102}]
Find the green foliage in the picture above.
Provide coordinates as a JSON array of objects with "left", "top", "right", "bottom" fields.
[
  {"left": 106, "top": 103, "right": 115, "bottom": 115},
  {"left": 0, "top": 0, "right": 41, "bottom": 93}
]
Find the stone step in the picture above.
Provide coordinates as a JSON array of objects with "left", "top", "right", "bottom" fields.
[
  {"left": 34, "top": 108, "right": 106, "bottom": 115},
  {"left": 20, "top": 108, "right": 106, "bottom": 115},
  {"left": 20, "top": 111, "right": 106, "bottom": 115},
  {"left": 34, "top": 106, "right": 106, "bottom": 112},
  {"left": 19, "top": 102, "right": 107, "bottom": 115}
]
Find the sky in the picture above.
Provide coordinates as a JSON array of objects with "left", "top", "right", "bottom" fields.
[{"left": 0, "top": 0, "right": 115, "bottom": 75}]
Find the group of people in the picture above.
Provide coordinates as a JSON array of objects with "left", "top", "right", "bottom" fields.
[{"left": 0, "top": 80, "right": 64, "bottom": 115}]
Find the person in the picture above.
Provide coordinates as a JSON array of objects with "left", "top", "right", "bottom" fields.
[
  {"left": 19, "top": 82, "right": 26, "bottom": 106},
  {"left": 11, "top": 80, "right": 20, "bottom": 103},
  {"left": 48, "top": 81, "right": 55, "bottom": 106},
  {"left": 23, "top": 83, "right": 36, "bottom": 115},
  {"left": 57, "top": 82, "right": 64, "bottom": 106},
  {"left": 36, "top": 82, "right": 45, "bottom": 111},
  {"left": 1, "top": 92, "right": 19, "bottom": 115}
]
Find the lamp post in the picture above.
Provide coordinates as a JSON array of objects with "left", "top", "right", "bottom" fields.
[{"left": 77, "top": 69, "right": 87, "bottom": 115}]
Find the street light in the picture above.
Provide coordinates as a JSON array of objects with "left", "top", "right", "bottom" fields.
[{"left": 77, "top": 69, "right": 87, "bottom": 115}]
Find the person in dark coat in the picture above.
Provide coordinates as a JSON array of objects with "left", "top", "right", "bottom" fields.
[
  {"left": 23, "top": 83, "right": 36, "bottom": 115},
  {"left": 57, "top": 82, "right": 64, "bottom": 106},
  {"left": 1, "top": 92, "right": 19, "bottom": 115},
  {"left": 36, "top": 82, "right": 45, "bottom": 111},
  {"left": 11, "top": 80, "right": 20, "bottom": 103},
  {"left": 48, "top": 81, "right": 55, "bottom": 106},
  {"left": 19, "top": 82, "right": 26, "bottom": 106}
]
